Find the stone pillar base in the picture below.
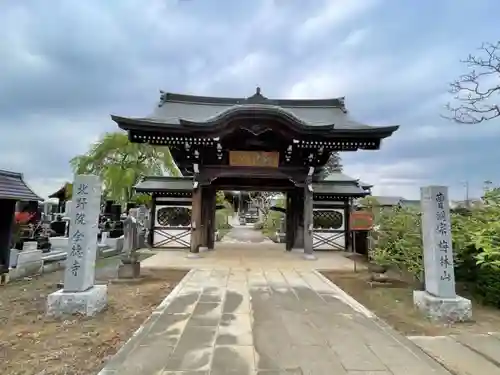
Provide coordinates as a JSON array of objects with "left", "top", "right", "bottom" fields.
[
  {"left": 0, "top": 272, "right": 9, "bottom": 285},
  {"left": 413, "top": 290, "right": 472, "bottom": 323},
  {"left": 303, "top": 253, "right": 317, "bottom": 260},
  {"left": 118, "top": 262, "right": 141, "bottom": 279},
  {"left": 186, "top": 252, "right": 201, "bottom": 259},
  {"left": 46, "top": 285, "right": 107, "bottom": 317}
]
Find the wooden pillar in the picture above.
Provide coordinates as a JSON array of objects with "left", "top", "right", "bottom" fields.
[
  {"left": 293, "top": 187, "right": 304, "bottom": 249},
  {"left": 148, "top": 195, "right": 156, "bottom": 247},
  {"left": 200, "top": 188, "right": 209, "bottom": 248},
  {"left": 285, "top": 191, "right": 294, "bottom": 251},
  {"left": 0, "top": 199, "right": 16, "bottom": 275},
  {"left": 208, "top": 188, "right": 217, "bottom": 250},
  {"left": 303, "top": 183, "right": 315, "bottom": 258},
  {"left": 201, "top": 186, "right": 216, "bottom": 249},
  {"left": 344, "top": 198, "right": 351, "bottom": 251},
  {"left": 190, "top": 187, "right": 202, "bottom": 254}
]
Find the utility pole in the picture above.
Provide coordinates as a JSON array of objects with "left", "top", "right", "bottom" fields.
[{"left": 463, "top": 181, "right": 470, "bottom": 208}]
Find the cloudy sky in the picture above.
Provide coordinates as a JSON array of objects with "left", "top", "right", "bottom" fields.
[{"left": 1, "top": 0, "right": 499, "bottom": 200}]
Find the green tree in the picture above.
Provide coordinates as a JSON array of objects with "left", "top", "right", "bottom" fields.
[{"left": 70, "top": 132, "right": 180, "bottom": 204}]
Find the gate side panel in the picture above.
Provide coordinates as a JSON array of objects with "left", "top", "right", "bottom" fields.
[
  {"left": 313, "top": 208, "right": 346, "bottom": 250},
  {"left": 153, "top": 205, "right": 192, "bottom": 249}
]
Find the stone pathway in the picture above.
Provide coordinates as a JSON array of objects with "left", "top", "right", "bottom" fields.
[
  {"left": 410, "top": 334, "right": 500, "bottom": 375},
  {"left": 98, "top": 268, "right": 451, "bottom": 375}
]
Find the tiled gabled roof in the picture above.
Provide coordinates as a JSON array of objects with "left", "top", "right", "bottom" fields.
[{"left": 0, "top": 170, "right": 42, "bottom": 201}]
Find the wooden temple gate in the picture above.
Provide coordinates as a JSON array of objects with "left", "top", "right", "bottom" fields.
[{"left": 113, "top": 88, "right": 398, "bottom": 258}]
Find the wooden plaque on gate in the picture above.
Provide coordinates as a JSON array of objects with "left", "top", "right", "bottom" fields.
[
  {"left": 229, "top": 151, "right": 279, "bottom": 168},
  {"left": 350, "top": 211, "right": 373, "bottom": 230}
]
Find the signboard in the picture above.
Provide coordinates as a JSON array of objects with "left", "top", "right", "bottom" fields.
[
  {"left": 350, "top": 211, "right": 373, "bottom": 230},
  {"left": 229, "top": 151, "right": 279, "bottom": 168}
]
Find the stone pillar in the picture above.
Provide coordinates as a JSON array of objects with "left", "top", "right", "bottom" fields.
[
  {"left": 189, "top": 186, "right": 202, "bottom": 257},
  {"left": 413, "top": 186, "right": 472, "bottom": 322},
  {"left": 46, "top": 175, "right": 107, "bottom": 317},
  {"left": 303, "top": 183, "right": 315, "bottom": 260},
  {"left": 0, "top": 199, "right": 16, "bottom": 281}
]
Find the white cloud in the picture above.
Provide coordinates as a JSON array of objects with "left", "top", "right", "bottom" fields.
[
  {"left": 341, "top": 28, "right": 369, "bottom": 47},
  {"left": 26, "top": 177, "right": 69, "bottom": 201},
  {"left": 294, "top": 0, "right": 380, "bottom": 45},
  {"left": 344, "top": 158, "right": 433, "bottom": 199}
]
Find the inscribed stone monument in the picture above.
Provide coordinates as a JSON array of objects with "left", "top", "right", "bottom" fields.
[
  {"left": 46, "top": 175, "right": 107, "bottom": 317},
  {"left": 413, "top": 186, "right": 472, "bottom": 322}
]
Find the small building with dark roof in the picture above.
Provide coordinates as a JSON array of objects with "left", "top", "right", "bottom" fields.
[
  {"left": 0, "top": 170, "right": 42, "bottom": 278},
  {"left": 112, "top": 88, "right": 398, "bottom": 256}
]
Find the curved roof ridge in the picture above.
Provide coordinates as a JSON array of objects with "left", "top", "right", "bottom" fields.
[
  {"left": 0, "top": 169, "right": 23, "bottom": 178},
  {"left": 160, "top": 90, "right": 346, "bottom": 108}
]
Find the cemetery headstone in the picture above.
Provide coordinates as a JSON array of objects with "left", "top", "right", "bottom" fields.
[
  {"left": 23, "top": 241, "right": 38, "bottom": 251},
  {"left": 64, "top": 200, "right": 72, "bottom": 218},
  {"left": 413, "top": 186, "right": 472, "bottom": 322},
  {"left": 46, "top": 175, "right": 107, "bottom": 317}
]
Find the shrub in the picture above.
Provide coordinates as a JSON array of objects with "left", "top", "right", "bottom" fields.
[
  {"left": 476, "top": 265, "right": 500, "bottom": 307},
  {"left": 368, "top": 203, "right": 424, "bottom": 281},
  {"left": 215, "top": 208, "right": 233, "bottom": 230}
]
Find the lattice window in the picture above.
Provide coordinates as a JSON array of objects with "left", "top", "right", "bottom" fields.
[
  {"left": 157, "top": 207, "right": 191, "bottom": 227},
  {"left": 313, "top": 210, "right": 343, "bottom": 230}
]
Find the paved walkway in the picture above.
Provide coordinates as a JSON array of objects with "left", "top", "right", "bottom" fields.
[
  {"left": 98, "top": 268, "right": 451, "bottom": 375},
  {"left": 140, "top": 243, "right": 360, "bottom": 271},
  {"left": 410, "top": 334, "right": 500, "bottom": 375}
]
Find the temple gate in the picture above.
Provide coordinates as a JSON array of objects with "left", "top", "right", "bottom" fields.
[{"left": 112, "top": 88, "right": 398, "bottom": 258}]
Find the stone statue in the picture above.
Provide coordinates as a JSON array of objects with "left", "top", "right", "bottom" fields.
[
  {"left": 136, "top": 205, "right": 149, "bottom": 248},
  {"left": 118, "top": 208, "right": 141, "bottom": 278},
  {"left": 122, "top": 209, "right": 139, "bottom": 263}
]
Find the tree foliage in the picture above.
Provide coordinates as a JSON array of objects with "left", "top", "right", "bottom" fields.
[
  {"left": 446, "top": 41, "right": 500, "bottom": 124},
  {"left": 70, "top": 132, "right": 181, "bottom": 204},
  {"left": 248, "top": 192, "right": 275, "bottom": 222},
  {"left": 323, "top": 152, "right": 343, "bottom": 174}
]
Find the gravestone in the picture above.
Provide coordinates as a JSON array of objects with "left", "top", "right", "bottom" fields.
[
  {"left": 64, "top": 200, "right": 72, "bottom": 217},
  {"left": 46, "top": 175, "right": 107, "bottom": 317},
  {"left": 23, "top": 241, "right": 38, "bottom": 251},
  {"left": 413, "top": 186, "right": 472, "bottom": 322},
  {"left": 118, "top": 209, "right": 140, "bottom": 279}
]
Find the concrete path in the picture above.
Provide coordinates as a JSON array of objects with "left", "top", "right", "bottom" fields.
[
  {"left": 98, "top": 268, "right": 451, "bottom": 375},
  {"left": 410, "top": 334, "right": 500, "bottom": 375}
]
